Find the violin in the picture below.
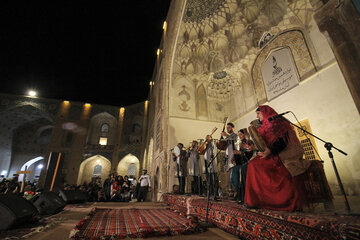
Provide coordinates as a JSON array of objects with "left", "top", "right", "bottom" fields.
[{"left": 198, "top": 127, "right": 217, "bottom": 155}]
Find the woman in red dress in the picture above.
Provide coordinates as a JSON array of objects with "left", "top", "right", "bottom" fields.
[{"left": 245, "top": 105, "right": 310, "bottom": 211}]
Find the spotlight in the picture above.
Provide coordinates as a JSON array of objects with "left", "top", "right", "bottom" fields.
[
  {"left": 37, "top": 164, "right": 44, "bottom": 169},
  {"left": 27, "top": 90, "right": 37, "bottom": 97}
]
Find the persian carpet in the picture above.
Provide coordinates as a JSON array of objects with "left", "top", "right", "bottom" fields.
[
  {"left": 164, "top": 194, "right": 360, "bottom": 240},
  {"left": 70, "top": 208, "right": 202, "bottom": 239}
]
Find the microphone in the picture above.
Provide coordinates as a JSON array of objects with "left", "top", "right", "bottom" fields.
[{"left": 268, "top": 111, "right": 290, "bottom": 121}]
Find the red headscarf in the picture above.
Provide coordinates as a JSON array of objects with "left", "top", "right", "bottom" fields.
[{"left": 257, "top": 105, "right": 293, "bottom": 145}]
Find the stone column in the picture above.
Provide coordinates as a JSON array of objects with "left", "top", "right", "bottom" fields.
[
  {"left": 141, "top": 101, "right": 149, "bottom": 172},
  {"left": 67, "top": 104, "right": 92, "bottom": 184},
  {"left": 111, "top": 107, "right": 125, "bottom": 173},
  {"left": 37, "top": 101, "right": 70, "bottom": 188},
  {"left": 314, "top": 0, "right": 360, "bottom": 113}
]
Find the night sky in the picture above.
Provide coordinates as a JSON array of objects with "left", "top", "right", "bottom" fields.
[{"left": 0, "top": 0, "right": 171, "bottom": 106}]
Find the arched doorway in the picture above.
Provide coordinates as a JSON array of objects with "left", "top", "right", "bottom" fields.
[
  {"left": 117, "top": 154, "right": 140, "bottom": 179},
  {"left": 1, "top": 104, "right": 54, "bottom": 178},
  {"left": 77, "top": 155, "right": 111, "bottom": 185},
  {"left": 19, "top": 156, "right": 45, "bottom": 182}
]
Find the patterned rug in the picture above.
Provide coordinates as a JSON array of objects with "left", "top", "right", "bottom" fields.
[
  {"left": 70, "top": 208, "right": 202, "bottom": 239},
  {"left": 164, "top": 194, "right": 360, "bottom": 240}
]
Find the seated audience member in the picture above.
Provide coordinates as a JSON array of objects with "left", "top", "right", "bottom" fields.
[
  {"left": 103, "top": 174, "right": 113, "bottom": 201},
  {"left": 98, "top": 188, "right": 106, "bottom": 202},
  {"left": 120, "top": 175, "right": 131, "bottom": 202},
  {"left": 111, "top": 180, "right": 121, "bottom": 201}
]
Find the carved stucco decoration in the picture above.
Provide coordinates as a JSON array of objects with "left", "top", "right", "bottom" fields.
[
  {"left": 251, "top": 28, "right": 317, "bottom": 103},
  {"left": 178, "top": 85, "right": 191, "bottom": 111},
  {"left": 207, "top": 71, "right": 240, "bottom": 102},
  {"left": 183, "top": 0, "right": 227, "bottom": 23},
  {"left": 171, "top": 0, "right": 316, "bottom": 120}
]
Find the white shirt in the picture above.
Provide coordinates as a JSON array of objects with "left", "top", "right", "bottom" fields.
[
  {"left": 225, "top": 132, "right": 239, "bottom": 171},
  {"left": 139, "top": 174, "right": 151, "bottom": 187},
  {"left": 173, "top": 145, "right": 181, "bottom": 165}
]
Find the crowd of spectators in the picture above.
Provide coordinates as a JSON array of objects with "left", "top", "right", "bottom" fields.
[{"left": 0, "top": 173, "right": 139, "bottom": 203}]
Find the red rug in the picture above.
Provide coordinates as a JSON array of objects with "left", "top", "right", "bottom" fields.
[
  {"left": 70, "top": 208, "right": 202, "bottom": 239},
  {"left": 164, "top": 194, "right": 360, "bottom": 240}
]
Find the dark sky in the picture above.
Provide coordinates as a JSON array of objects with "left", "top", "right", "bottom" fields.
[{"left": 0, "top": 0, "right": 171, "bottom": 106}]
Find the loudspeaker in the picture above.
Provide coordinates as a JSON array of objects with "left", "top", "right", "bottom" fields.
[
  {"left": 43, "top": 152, "right": 65, "bottom": 192},
  {"left": 59, "top": 190, "right": 88, "bottom": 204},
  {"left": 32, "top": 192, "right": 66, "bottom": 215},
  {"left": 0, "top": 194, "right": 38, "bottom": 230}
]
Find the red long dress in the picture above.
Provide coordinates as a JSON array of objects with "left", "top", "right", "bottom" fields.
[{"left": 244, "top": 106, "right": 303, "bottom": 211}]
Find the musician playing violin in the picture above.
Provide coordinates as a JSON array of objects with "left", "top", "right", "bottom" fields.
[
  {"left": 220, "top": 122, "right": 240, "bottom": 194},
  {"left": 187, "top": 140, "right": 201, "bottom": 195}
]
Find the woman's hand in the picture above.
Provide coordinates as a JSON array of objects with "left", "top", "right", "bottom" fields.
[{"left": 258, "top": 147, "right": 271, "bottom": 158}]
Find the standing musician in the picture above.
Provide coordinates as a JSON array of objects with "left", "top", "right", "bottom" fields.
[
  {"left": 203, "top": 135, "right": 219, "bottom": 201},
  {"left": 231, "top": 128, "right": 249, "bottom": 203},
  {"left": 187, "top": 140, "right": 201, "bottom": 195},
  {"left": 172, "top": 143, "right": 188, "bottom": 194},
  {"left": 239, "top": 140, "right": 257, "bottom": 204},
  {"left": 220, "top": 122, "right": 240, "bottom": 195}
]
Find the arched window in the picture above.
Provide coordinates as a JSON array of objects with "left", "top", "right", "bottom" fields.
[
  {"left": 93, "top": 164, "right": 102, "bottom": 176},
  {"left": 128, "top": 163, "right": 137, "bottom": 177}
]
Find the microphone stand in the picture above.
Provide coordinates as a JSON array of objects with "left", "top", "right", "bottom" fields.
[
  {"left": 203, "top": 146, "right": 222, "bottom": 226},
  {"left": 280, "top": 118, "right": 351, "bottom": 212}
]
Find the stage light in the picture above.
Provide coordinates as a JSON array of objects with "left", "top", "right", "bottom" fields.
[
  {"left": 28, "top": 90, "right": 37, "bottom": 97},
  {"left": 84, "top": 103, "right": 91, "bottom": 107},
  {"left": 37, "top": 164, "right": 44, "bottom": 169},
  {"left": 63, "top": 100, "right": 70, "bottom": 104},
  {"left": 1, "top": 170, "right": 7, "bottom": 176},
  {"left": 157, "top": 49, "right": 160, "bottom": 56}
]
